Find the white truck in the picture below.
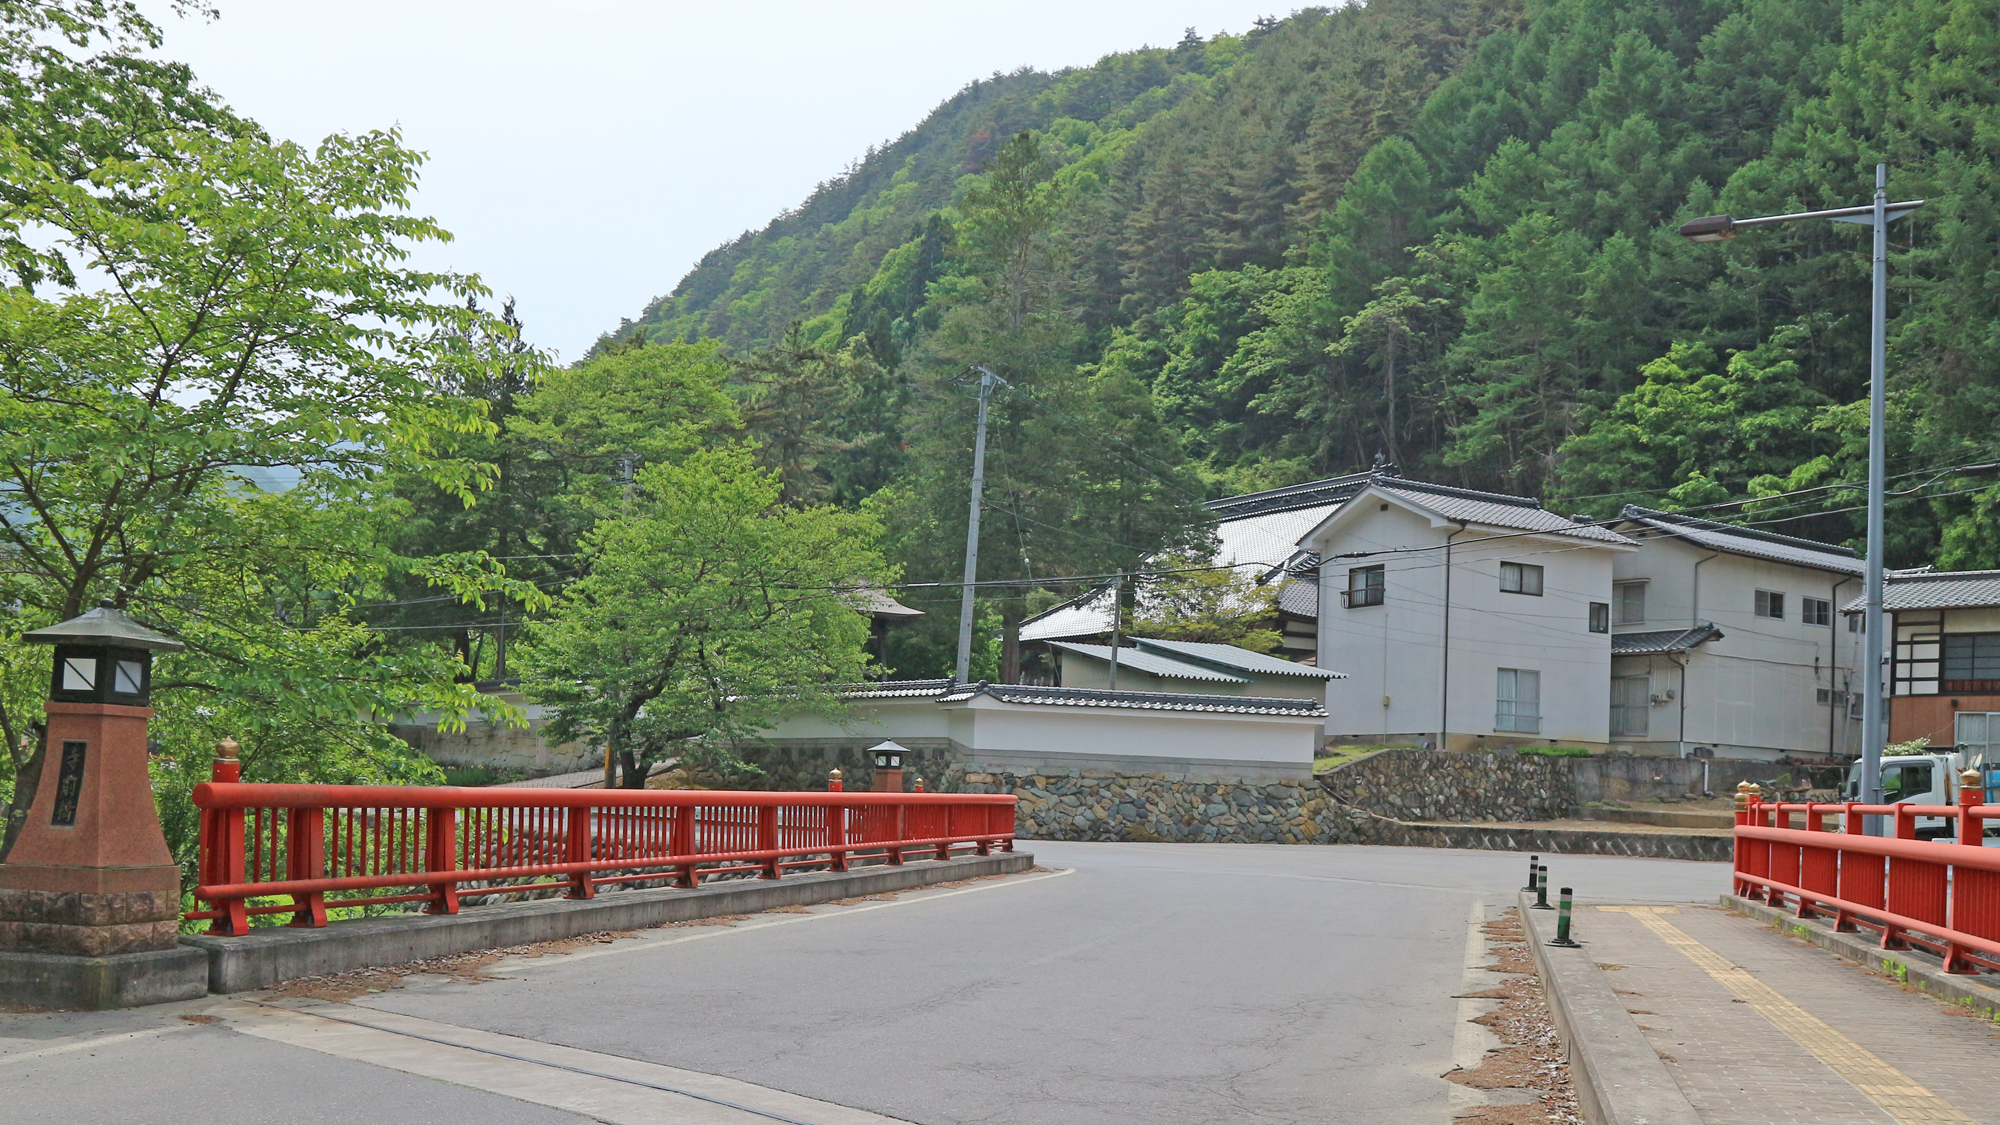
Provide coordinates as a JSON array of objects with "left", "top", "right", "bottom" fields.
[{"left": 1840, "top": 748, "right": 2000, "bottom": 841}]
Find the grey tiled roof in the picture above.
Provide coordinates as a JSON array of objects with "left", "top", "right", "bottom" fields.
[
  {"left": 941, "top": 682, "right": 1326, "bottom": 717},
  {"left": 1132, "top": 638, "right": 1345, "bottom": 678},
  {"left": 1379, "top": 486, "right": 1635, "bottom": 544},
  {"left": 1278, "top": 575, "right": 1318, "bottom": 617},
  {"left": 1619, "top": 506, "right": 1862, "bottom": 574},
  {"left": 1840, "top": 569, "right": 2000, "bottom": 612},
  {"left": 835, "top": 679, "right": 953, "bottom": 699},
  {"left": 1051, "top": 642, "right": 1249, "bottom": 683},
  {"left": 1611, "top": 623, "right": 1725, "bottom": 656}
]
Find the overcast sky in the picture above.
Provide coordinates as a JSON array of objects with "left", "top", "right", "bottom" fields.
[{"left": 143, "top": 2, "right": 1294, "bottom": 361}]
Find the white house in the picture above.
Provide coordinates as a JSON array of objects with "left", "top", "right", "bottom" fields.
[
  {"left": 1305, "top": 474, "right": 1636, "bottom": 750},
  {"left": 1609, "top": 507, "right": 1864, "bottom": 760}
]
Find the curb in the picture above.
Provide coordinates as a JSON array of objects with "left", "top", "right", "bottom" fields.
[
  {"left": 182, "top": 851, "right": 1033, "bottom": 994},
  {"left": 1520, "top": 893, "right": 1703, "bottom": 1125},
  {"left": 1720, "top": 893, "right": 2000, "bottom": 1020}
]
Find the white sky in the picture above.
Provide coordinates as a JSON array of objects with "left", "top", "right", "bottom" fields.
[{"left": 143, "top": 2, "right": 1295, "bottom": 362}]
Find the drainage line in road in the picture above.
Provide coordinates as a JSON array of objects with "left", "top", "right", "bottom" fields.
[{"left": 247, "top": 1000, "right": 834, "bottom": 1125}]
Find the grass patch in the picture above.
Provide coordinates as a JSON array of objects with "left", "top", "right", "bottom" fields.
[
  {"left": 440, "top": 764, "right": 532, "bottom": 787},
  {"left": 1313, "top": 744, "right": 1399, "bottom": 772}
]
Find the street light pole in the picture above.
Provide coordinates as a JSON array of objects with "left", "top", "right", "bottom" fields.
[
  {"left": 1680, "top": 165, "right": 1923, "bottom": 835},
  {"left": 1862, "top": 166, "right": 1892, "bottom": 837},
  {"left": 954, "top": 368, "right": 999, "bottom": 684}
]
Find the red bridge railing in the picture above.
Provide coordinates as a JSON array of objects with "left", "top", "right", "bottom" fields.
[
  {"left": 1732, "top": 773, "right": 2000, "bottom": 974},
  {"left": 189, "top": 779, "right": 1017, "bottom": 936}
]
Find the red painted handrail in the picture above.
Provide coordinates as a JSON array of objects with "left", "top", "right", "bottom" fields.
[
  {"left": 189, "top": 779, "right": 1017, "bottom": 935},
  {"left": 1731, "top": 776, "right": 2000, "bottom": 975}
]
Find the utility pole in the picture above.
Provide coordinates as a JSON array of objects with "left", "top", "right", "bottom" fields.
[
  {"left": 1108, "top": 569, "right": 1123, "bottom": 690},
  {"left": 954, "top": 368, "right": 998, "bottom": 684},
  {"left": 1680, "top": 164, "right": 1922, "bottom": 835}
]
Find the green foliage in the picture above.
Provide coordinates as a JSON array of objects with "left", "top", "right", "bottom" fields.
[
  {"left": 520, "top": 447, "right": 892, "bottom": 787},
  {"left": 1130, "top": 556, "right": 1283, "bottom": 653},
  {"left": 878, "top": 132, "right": 1209, "bottom": 679},
  {"left": 604, "top": 0, "right": 2000, "bottom": 577},
  {"left": 0, "top": 1, "right": 539, "bottom": 874}
]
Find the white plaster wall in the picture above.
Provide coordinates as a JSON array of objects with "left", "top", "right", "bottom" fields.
[
  {"left": 1314, "top": 503, "right": 1618, "bottom": 747},
  {"left": 764, "top": 694, "right": 1319, "bottom": 777},
  {"left": 952, "top": 696, "right": 1319, "bottom": 768},
  {"left": 1615, "top": 535, "right": 1861, "bottom": 756}
]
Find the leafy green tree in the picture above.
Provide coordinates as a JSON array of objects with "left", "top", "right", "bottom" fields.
[
  {"left": 886, "top": 133, "right": 1208, "bottom": 681},
  {"left": 371, "top": 297, "right": 557, "bottom": 682},
  {"left": 1556, "top": 333, "right": 1836, "bottom": 516},
  {"left": 1129, "top": 555, "right": 1282, "bottom": 652},
  {"left": 520, "top": 447, "right": 891, "bottom": 788},
  {"left": 730, "top": 323, "right": 906, "bottom": 508},
  {"left": 0, "top": 1, "right": 532, "bottom": 869}
]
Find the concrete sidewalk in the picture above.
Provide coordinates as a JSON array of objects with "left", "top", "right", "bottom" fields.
[{"left": 1531, "top": 897, "right": 2000, "bottom": 1124}]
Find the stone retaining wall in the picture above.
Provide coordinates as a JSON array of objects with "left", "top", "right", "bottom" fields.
[
  {"left": 955, "top": 771, "right": 1372, "bottom": 844},
  {"left": 1318, "top": 748, "right": 1576, "bottom": 821},
  {"left": 950, "top": 768, "right": 1722, "bottom": 859}
]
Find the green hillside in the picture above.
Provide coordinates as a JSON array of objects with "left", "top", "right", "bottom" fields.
[{"left": 602, "top": 0, "right": 2000, "bottom": 675}]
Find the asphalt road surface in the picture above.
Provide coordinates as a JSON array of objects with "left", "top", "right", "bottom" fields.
[{"left": 1, "top": 843, "right": 1726, "bottom": 1125}]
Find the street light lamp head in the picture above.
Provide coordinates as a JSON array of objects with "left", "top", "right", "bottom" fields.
[{"left": 1679, "top": 214, "right": 1737, "bottom": 242}]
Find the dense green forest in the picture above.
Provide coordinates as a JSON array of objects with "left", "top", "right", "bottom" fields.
[{"left": 596, "top": 0, "right": 2000, "bottom": 677}]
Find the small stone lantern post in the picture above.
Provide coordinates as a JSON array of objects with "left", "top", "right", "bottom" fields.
[
  {"left": 0, "top": 603, "right": 207, "bottom": 1007},
  {"left": 868, "top": 739, "right": 907, "bottom": 792}
]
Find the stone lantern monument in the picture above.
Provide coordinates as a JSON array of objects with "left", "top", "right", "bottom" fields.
[
  {"left": 0, "top": 603, "right": 208, "bottom": 1007},
  {"left": 868, "top": 739, "right": 907, "bottom": 792}
]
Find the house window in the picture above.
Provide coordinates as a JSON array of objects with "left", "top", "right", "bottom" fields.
[
  {"left": 1615, "top": 582, "right": 1646, "bottom": 624},
  {"left": 1611, "top": 675, "right": 1649, "bottom": 738},
  {"left": 1893, "top": 610, "right": 1943, "bottom": 696},
  {"left": 1500, "top": 561, "right": 1544, "bottom": 596},
  {"left": 1849, "top": 613, "right": 1864, "bottom": 633},
  {"left": 1755, "top": 590, "right": 1785, "bottom": 620},
  {"left": 1343, "top": 565, "right": 1385, "bottom": 608},
  {"left": 1802, "top": 597, "right": 1831, "bottom": 626},
  {"left": 1496, "top": 668, "right": 1541, "bottom": 734},
  {"left": 1589, "top": 602, "right": 1610, "bottom": 633},
  {"left": 1611, "top": 675, "right": 1649, "bottom": 737},
  {"left": 1942, "top": 633, "right": 2000, "bottom": 693}
]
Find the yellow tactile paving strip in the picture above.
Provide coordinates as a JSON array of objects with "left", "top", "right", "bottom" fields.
[{"left": 1599, "top": 906, "right": 1976, "bottom": 1125}]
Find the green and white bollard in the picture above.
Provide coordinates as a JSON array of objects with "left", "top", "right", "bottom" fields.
[
  {"left": 1521, "top": 854, "right": 1540, "bottom": 892},
  {"left": 1530, "top": 864, "right": 1554, "bottom": 909},
  {"left": 1547, "top": 887, "right": 1581, "bottom": 947}
]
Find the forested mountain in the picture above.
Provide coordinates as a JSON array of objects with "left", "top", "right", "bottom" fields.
[{"left": 600, "top": 0, "right": 2000, "bottom": 677}]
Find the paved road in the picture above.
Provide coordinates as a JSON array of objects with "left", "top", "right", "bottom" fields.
[{"left": 1, "top": 843, "right": 1727, "bottom": 1125}]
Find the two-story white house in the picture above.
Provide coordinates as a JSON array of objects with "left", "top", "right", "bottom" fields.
[
  {"left": 1607, "top": 507, "right": 1865, "bottom": 760},
  {"left": 1306, "top": 474, "right": 1636, "bottom": 751}
]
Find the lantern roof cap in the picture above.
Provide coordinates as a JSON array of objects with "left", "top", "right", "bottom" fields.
[
  {"left": 23, "top": 603, "right": 184, "bottom": 652},
  {"left": 867, "top": 739, "right": 908, "bottom": 754}
]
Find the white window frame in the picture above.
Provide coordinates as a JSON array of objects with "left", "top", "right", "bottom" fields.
[
  {"left": 1496, "top": 668, "right": 1541, "bottom": 734},
  {"left": 1589, "top": 602, "right": 1609, "bottom": 633},
  {"left": 1755, "top": 589, "right": 1786, "bottom": 620},
  {"left": 1615, "top": 581, "right": 1646, "bottom": 625},
  {"left": 1802, "top": 596, "right": 1832, "bottom": 627}
]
